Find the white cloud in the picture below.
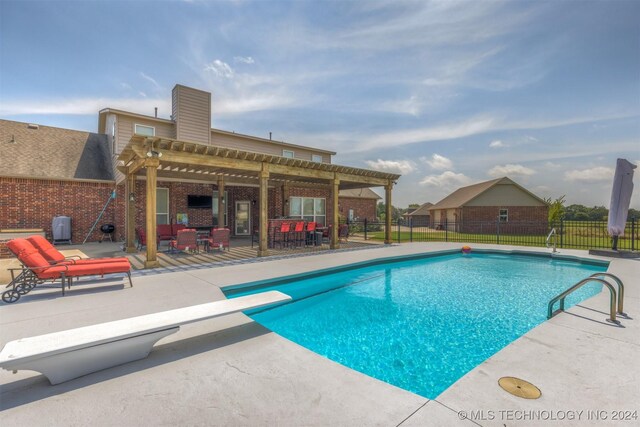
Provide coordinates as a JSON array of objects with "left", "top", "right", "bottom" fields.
[
  {"left": 489, "top": 140, "right": 505, "bottom": 148},
  {"left": 379, "top": 95, "right": 424, "bottom": 116},
  {"left": 138, "top": 91, "right": 147, "bottom": 98},
  {"left": 364, "top": 159, "right": 416, "bottom": 175},
  {"left": 488, "top": 164, "right": 536, "bottom": 177},
  {"left": 139, "top": 72, "right": 161, "bottom": 89},
  {"left": 204, "top": 59, "right": 235, "bottom": 79},
  {"left": 564, "top": 166, "right": 614, "bottom": 182},
  {"left": 234, "top": 56, "right": 255, "bottom": 64},
  {"left": 420, "top": 171, "right": 473, "bottom": 188},
  {"left": 424, "top": 154, "right": 453, "bottom": 171}
]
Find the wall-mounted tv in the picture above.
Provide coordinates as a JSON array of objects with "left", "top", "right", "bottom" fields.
[{"left": 187, "top": 195, "right": 213, "bottom": 209}]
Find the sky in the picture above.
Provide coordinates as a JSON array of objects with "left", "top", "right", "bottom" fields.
[{"left": 1, "top": 0, "right": 639, "bottom": 208}]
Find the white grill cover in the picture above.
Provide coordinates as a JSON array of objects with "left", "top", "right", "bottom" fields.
[{"left": 607, "top": 159, "right": 636, "bottom": 237}]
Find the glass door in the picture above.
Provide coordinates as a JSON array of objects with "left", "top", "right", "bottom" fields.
[{"left": 235, "top": 201, "right": 250, "bottom": 235}]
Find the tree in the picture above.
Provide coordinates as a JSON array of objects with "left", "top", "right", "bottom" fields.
[
  {"left": 377, "top": 202, "right": 403, "bottom": 221},
  {"left": 544, "top": 195, "right": 566, "bottom": 224}
]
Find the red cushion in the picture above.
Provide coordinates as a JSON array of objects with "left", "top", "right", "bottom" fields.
[
  {"left": 27, "top": 235, "right": 65, "bottom": 263},
  {"left": 7, "top": 239, "right": 50, "bottom": 269},
  {"left": 36, "top": 262, "right": 131, "bottom": 279}
]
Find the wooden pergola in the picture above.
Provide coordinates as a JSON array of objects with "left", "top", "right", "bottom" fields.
[{"left": 117, "top": 135, "right": 400, "bottom": 268}]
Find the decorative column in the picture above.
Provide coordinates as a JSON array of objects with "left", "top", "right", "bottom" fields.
[
  {"left": 331, "top": 176, "right": 340, "bottom": 249},
  {"left": 384, "top": 181, "right": 393, "bottom": 244},
  {"left": 258, "top": 163, "right": 270, "bottom": 257},
  {"left": 217, "top": 175, "right": 225, "bottom": 228},
  {"left": 125, "top": 172, "right": 137, "bottom": 253},
  {"left": 144, "top": 157, "right": 160, "bottom": 268}
]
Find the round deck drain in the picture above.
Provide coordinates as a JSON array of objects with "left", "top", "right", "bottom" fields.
[{"left": 498, "top": 377, "right": 541, "bottom": 399}]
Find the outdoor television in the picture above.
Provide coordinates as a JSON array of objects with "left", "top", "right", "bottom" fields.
[{"left": 187, "top": 195, "right": 213, "bottom": 209}]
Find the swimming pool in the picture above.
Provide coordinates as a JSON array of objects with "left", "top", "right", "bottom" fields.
[{"left": 224, "top": 251, "right": 608, "bottom": 398}]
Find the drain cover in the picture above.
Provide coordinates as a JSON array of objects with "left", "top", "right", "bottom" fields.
[{"left": 498, "top": 377, "right": 541, "bottom": 399}]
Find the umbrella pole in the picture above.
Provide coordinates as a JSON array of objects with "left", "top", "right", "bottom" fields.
[{"left": 612, "top": 235, "right": 619, "bottom": 251}]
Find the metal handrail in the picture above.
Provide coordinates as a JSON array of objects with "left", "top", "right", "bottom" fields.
[
  {"left": 590, "top": 272, "right": 625, "bottom": 314},
  {"left": 547, "top": 278, "right": 618, "bottom": 323},
  {"left": 546, "top": 228, "right": 557, "bottom": 252}
]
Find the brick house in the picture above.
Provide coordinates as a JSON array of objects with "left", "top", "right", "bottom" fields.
[
  {"left": 1, "top": 84, "right": 400, "bottom": 264},
  {"left": 338, "top": 188, "right": 381, "bottom": 221},
  {"left": 428, "top": 177, "right": 548, "bottom": 234},
  {"left": 404, "top": 202, "right": 433, "bottom": 226}
]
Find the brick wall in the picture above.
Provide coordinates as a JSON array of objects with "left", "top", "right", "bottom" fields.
[
  {"left": 338, "top": 197, "right": 378, "bottom": 221},
  {"left": 461, "top": 205, "right": 548, "bottom": 234},
  {"left": 0, "top": 177, "right": 118, "bottom": 245}
]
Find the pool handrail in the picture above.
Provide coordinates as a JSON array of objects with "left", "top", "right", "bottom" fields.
[
  {"left": 589, "top": 272, "right": 624, "bottom": 314},
  {"left": 547, "top": 277, "right": 618, "bottom": 324}
]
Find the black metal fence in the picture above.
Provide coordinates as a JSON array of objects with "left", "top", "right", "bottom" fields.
[{"left": 343, "top": 218, "right": 638, "bottom": 251}]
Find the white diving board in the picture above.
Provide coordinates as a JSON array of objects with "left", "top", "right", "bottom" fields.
[{"left": 0, "top": 290, "right": 291, "bottom": 385}]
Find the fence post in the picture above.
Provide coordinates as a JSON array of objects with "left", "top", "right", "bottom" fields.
[
  {"left": 496, "top": 217, "right": 500, "bottom": 245},
  {"left": 409, "top": 217, "right": 413, "bottom": 242},
  {"left": 560, "top": 219, "right": 564, "bottom": 248},
  {"left": 632, "top": 217, "right": 636, "bottom": 252},
  {"left": 397, "top": 219, "right": 401, "bottom": 243},
  {"left": 445, "top": 219, "right": 448, "bottom": 242},
  {"left": 364, "top": 218, "right": 368, "bottom": 241}
]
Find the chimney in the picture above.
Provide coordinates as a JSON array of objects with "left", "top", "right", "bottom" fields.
[
  {"left": 172, "top": 84, "right": 212, "bottom": 144},
  {"left": 154, "top": 107, "right": 158, "bottom": 118}
]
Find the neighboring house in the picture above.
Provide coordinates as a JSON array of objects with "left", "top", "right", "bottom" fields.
[
  {"left": 428, "top": 177, "right": 548, "bottom": 234},
  {"left": 404, "top": 202, "right": 433, "bottom": 226},
  {"left": 1, "top": 84, "right": 400, "bottom": 260},
  {"left": 338, "top": 188, "right": 381, "bottom": 221}
]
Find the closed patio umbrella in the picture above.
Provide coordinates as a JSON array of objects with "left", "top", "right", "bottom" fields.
[{"left": 607, "top": 158, "right": 636, "bottom": 250}]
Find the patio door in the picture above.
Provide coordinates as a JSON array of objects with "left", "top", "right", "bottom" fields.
[{"left": 235, "top": 201, "right": 250, "bottom": 235}]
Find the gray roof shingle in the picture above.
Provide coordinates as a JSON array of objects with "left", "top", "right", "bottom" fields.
[{"left": 0, "top": 119, "right": 114, "bottom": 181}]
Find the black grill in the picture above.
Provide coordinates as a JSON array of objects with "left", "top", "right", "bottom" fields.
[{"left": 100, "top": 224, "right": 115, "bottom": 234}]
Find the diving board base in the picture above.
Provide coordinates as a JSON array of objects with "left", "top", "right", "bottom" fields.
[{"left": 8, "top": 327, "right": 178, "bottom": 385}]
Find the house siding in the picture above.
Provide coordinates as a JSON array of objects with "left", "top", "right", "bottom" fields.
[
  {"left": 115, "top": 114, "right": 175, "bottom": 154},
  {"left": 173, "top": 85, "right": 211, "bottom": 145},
  {"left": 211, "top": 131, "right": 331, "bottom": 163}
]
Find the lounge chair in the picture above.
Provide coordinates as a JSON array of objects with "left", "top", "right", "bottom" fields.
[
  {"left": 27, "top": 235, "right": 128, "bottom": 265},
  {"left": 2, "top": 238, "right": 132, "bottom": 304}
]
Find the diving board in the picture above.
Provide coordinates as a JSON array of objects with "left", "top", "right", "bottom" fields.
[{"left": 0, "top": 291, "right": 291, "bottom": 384}]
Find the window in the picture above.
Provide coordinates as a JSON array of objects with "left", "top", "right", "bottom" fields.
[
  {"left": 311, "top": 154, "right": 323, "bottom": 163},
  {"left": 135, "top": 124, "right": 155, "bottom": 136},
  {"left": 282, "top": 149, "right": 294, "bottom": 158},
  {"left": 156, "top": 188, "right": 169, "bottom": 225},
  {"left": 499, "top": 209, "right": 508, "bottom": 222},
  {"left": 289, "top": 196, "right": 326, "bottom": 226},
  {"left": 212, "top": 191, "right": 228, "bottom": 227},
  {"left": 111, "top": 121, "right": 117, "bottom": 153}
]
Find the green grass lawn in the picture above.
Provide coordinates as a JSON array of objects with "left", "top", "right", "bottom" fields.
[{"left": 363, "top": 228, "right": 638, "bottom": 250}]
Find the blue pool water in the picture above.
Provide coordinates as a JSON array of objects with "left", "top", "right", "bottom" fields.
[{"left": 225, "top": 252, "right": 607, "bottom": 398}]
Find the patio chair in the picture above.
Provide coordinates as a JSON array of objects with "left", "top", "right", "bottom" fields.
[
  {"left": 207, "top": 228, "right": 230, "bottom": 251},
  {"left": 168, "top": 229, "right": 198, "bottom": 253},
  {"left": 321, "top": 225, "right": 333, "bottom": 244},
  {"left": 3, "top": 238, "right": 132, "bottom": 304},
  {"left": 157, "top": 224, "right": 174, "bottom": 246},
  {"left": 27, "top": 235, "right": 128, "bottom": 265},
  {"left": 293, "top": 221, "right": 305, "bottom": 247},
  {"left": 305, "top": 221, "right": 317, "bottom": 246},
  {"left": 274, "top": 222, "right": 292, "bottom": 249}
]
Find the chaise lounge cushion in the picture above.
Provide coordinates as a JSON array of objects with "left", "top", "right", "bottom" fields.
[{"left": 27, "top": 235, "right": 128, "bottom": 265}]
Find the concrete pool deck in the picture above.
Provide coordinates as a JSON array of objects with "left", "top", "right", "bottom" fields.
[{"left": 0, "top": 243, "right": 638, "bottom": 426}]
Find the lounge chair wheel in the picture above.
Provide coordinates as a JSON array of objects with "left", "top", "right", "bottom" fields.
[{"left": 2, "top": 290, "right": 20, "bottom": 304}]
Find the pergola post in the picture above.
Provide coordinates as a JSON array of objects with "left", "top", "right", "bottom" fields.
[
  {"left": 144, "top": 157, "right": 160, "bottom": 268},
  {"left": 384, "top": 181, "right": 393, "bottom": 244},
  {"left": 330, "top": 176, "right": 340, "bottom": 249},
  {"left": 217, "top": 176, "right": 225, "bottom": 228},
  {"left": 125, "top": 172, "right": 137, "bottom": 253},
  {"left": 258, "top": 164, "right": 270, "bottom": 257}
]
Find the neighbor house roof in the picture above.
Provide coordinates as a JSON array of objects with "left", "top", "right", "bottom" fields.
[
  {"left": 405, "top": 202, "right": 433, "bottom": 216},
  {"left": 338, "top": 188, "right": 382, "bottom": 199},
  {"left": 0, "top": 119, "right": 114, "bottom": 181},
  {"left": 428, "top": 177, "right": 547, "bottom": 210}
]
